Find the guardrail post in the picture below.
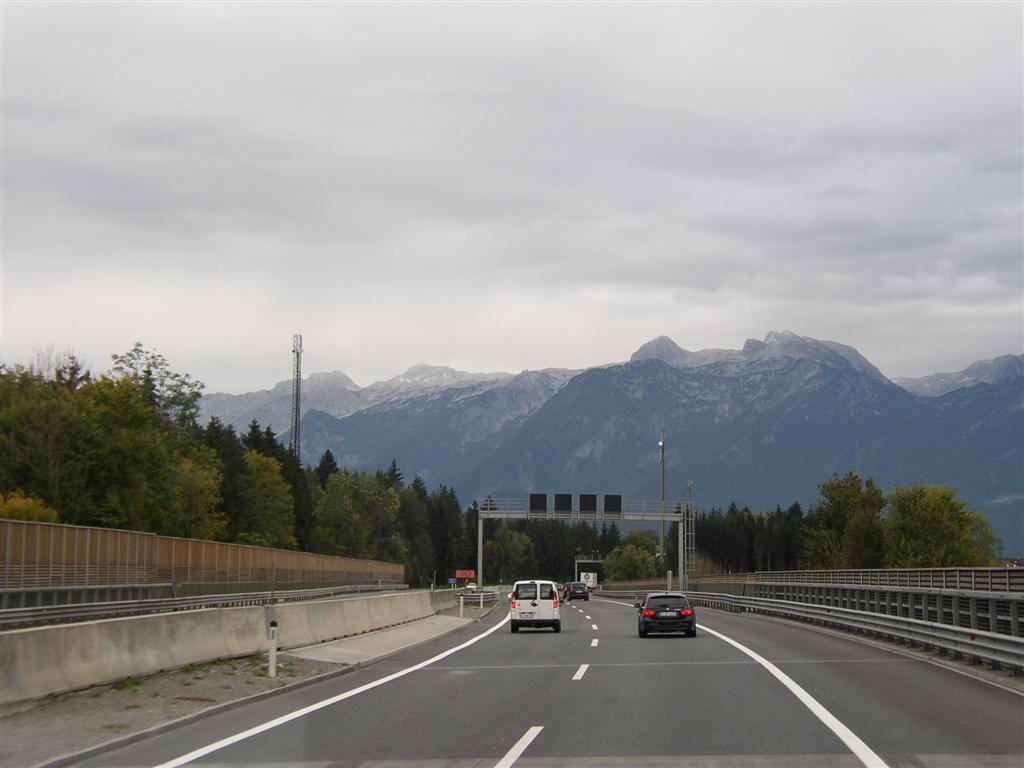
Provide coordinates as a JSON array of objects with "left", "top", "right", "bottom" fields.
[{"left": 459, "top": 595, "right": 464, "bottom": 618}]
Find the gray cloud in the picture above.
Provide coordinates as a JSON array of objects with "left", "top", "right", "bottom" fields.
[{"left": 2, "top": 2, "right": 1021, "bottom": 393}]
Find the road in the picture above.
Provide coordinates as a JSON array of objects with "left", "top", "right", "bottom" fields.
[{"left": 70, "top": 596, "right": 1023, "bottom": 767}]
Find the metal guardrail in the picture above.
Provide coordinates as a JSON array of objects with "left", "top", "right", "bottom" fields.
[
  {"left": 598, "top": 589, "right": 1024, "bottom": 674},
  {"left": 457, "top": 589, "right": 503, "bottom": 612},
  {"left": 606, "top": 568, "right": 1024, "bottom": 592},
  {"left": 0, "top": 583, "right": 409, "bottom": 630}
]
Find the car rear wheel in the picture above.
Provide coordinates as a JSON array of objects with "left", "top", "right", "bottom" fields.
[
  {"left": 511, "top": 624, "right": 519, "bottom": 633},
  {"left": 553, "top": 620, "right": 561, "bottom": 633},
  {"left": 638, "top": 625, "right": 647, "bottom": 637}
]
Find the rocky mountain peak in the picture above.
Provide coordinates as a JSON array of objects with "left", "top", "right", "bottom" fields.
[{"left": 630, "top": 336, "right": 688, "bottom": 366}]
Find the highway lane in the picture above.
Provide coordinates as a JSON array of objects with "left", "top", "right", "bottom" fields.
[{"left": 70, "top": 595, "right": 1023, "bottom": 768}]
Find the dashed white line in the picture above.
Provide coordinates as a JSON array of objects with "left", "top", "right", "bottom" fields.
[
  {"left": 591, "top": 638, "right": 599, "bottom": 647},
  {"left": 572, "top": 663, "right": 589, "bottom": 681},
  {"left": 585, "top": 615, "right": 592, "bottom": 620},
  {"left": 494, "top": 725, "right": 544, "bottom": 768},
  {"left": 591, "top": 623, "right": 598, "bottom": 630}
]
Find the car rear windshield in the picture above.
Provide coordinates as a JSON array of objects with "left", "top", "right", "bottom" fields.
[
  {"left": 539, "top": 583, "right": 555, "bottom": 600},
  {"left": 516, "top": 584, "right": 537, "bottom": 600},
  {"left": 572, "top": 583, "right": 586, "bottom": 589},
  {"left": 645, "top": 597, "right": 690, "bottom": 610}
]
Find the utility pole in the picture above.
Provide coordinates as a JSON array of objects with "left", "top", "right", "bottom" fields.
[
  {"left": 289, "top": 334, "right": 302, "bottom": 461},
  {"left": 658, "top": 430, "right": 665, "bottom": 560}
]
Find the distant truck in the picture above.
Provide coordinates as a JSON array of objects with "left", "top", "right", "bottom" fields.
[{"left": 581, "top": 572, "right": 597, "bottom": 592}]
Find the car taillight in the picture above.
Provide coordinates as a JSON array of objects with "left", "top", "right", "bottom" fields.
[
  {"left": 511, "top": 600, "right": 516, "bottom": 609},
  {"left": 553, "top": 600, "right": 559, "bottom": 609},
  {"left": 680, "top": 608, "right": 693, "bottom": 617},
  {"left": 642, "top": 609, "right": 656, "bottom": 617}
]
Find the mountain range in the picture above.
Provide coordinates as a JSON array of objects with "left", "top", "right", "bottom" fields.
[{"left": 199, "top": 332, "right": 1024, "bottom": 555}]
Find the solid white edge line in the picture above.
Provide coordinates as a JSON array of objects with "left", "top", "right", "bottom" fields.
[
  {"left": 153, "top": 612, "right": 512, "bottom": 768},
  {"left": 572, "top": 663, "right": 589, "bottom": 681},
  {"left": 697, "top": 624, "right": 890, "bottom": 768},
  {"left": 597, "top": 598, "right": 889, "bottom": 768},
  {"left": 494, "top": 725, "right": 544, "bottom": 768},
  {"left": 591, "top": 638, "right": 599, "bottom": 647}
]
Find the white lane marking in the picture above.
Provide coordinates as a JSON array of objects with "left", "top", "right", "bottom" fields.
[
  {"left": 585, "top": 615, "right": 591, "bottom": 620},
  {"left": 572, "top": 663, "right": 589, "bottom": 681},
  {"left": 598, "top": 597, "right": 890, "bottom": 768},
  {"left": 153, "top": 613, "right": 512, "bottom": 768},
  {"left": 591, "top": 623, "right": 598, "bottom": 630},
  {"left": 591, "top": 639, "right": 599, "bottom": 647},
  {"left": 494, "top": 725, "right": 543, "bottom": 768},
  {"left": 696, "top": 624, "right": 890, "bottom": 768}
]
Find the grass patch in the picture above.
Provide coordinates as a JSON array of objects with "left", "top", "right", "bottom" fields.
[
  {"left": 102, "top": 723, "right": 130, "bottom": 733},
  {"left": 111, "top": 677, "right": 142, "bottom": 691}
]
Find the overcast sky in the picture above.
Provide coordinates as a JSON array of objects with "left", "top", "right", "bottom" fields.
[{"left": 2, "top": 2, "right": 1021, "bottom": 394}]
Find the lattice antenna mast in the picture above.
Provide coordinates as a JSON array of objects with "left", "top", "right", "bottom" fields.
[{"left": 290, "top": 334, "right": 302, "bottom": 461}]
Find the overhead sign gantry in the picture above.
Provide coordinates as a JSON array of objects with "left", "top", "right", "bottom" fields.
[{"left": 477, "top": 494, "right": 696, "bottom": 590}]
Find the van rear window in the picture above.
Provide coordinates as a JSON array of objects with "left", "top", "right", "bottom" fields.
[
  {"left": 539, "top": 584, "right": 555, "bottom": 600},
  {"left": 517, "top": 584, "right": 537, "bottom": 600}
]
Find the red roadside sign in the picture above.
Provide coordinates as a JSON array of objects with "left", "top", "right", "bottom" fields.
[{"left": 455, "top": 569, "right": 476, "bottom": 579}]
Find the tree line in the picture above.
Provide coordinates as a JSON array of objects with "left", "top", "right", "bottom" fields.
[
  {"left": 0, "top": 346, "right": 1002, "bottom": 587},
  {"left": 0, "top": 347, "right": 477, "bottom": 586}
]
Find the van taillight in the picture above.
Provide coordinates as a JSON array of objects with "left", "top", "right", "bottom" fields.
[
  {"left": 553, "top": 600, "right": 559, "bottom": 609},
  {"left": 511, "top": 600, "right": 516, "bottom": 609}
]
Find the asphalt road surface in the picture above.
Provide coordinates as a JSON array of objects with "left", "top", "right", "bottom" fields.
[{"left": 69, "top": 596, "right": 1023, "bottom": 768}]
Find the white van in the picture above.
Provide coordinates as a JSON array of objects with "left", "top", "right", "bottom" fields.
[{"left": 510, "top": 579, "right": 561, "bottom": 633}]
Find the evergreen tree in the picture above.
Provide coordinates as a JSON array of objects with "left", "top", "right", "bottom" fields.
[{"left": 314, "top": 450, "right": 339, "bottom": 489}]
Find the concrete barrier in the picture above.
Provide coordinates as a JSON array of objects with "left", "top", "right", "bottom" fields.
[{"left": 1, "top": 590, "right": 461, "bottom": 704}]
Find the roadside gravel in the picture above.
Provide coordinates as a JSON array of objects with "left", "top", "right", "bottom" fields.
[{"left": 1, "top": 653, "right": 339, "bottom": 768}]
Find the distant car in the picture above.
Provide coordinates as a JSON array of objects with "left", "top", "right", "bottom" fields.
[
  {"left": 465, "top": 583, "right": 478, "bottom": 591},
  {"left": 565, "top": 581, "right": 589, "bottom": 601},
  {"left": 510, "top": 579, "right": 561, "bottom": 633},
  {"left": 635, "top": 592, "right": 696, "bottom": 637}
]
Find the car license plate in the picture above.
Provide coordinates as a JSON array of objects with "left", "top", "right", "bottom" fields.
[
  {"left": 520, "top": 611, "right": 534, "bottom": 618},
  {"left": 658, "top": 612, "right": 677, "bottom": 617}
]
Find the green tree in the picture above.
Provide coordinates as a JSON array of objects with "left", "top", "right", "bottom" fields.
[
  {"left": 167, "top": 446, "right": 224, "bottom": 540},
  {"left": 198, "top": 418, "right": 249, "bottom": 542},
  {"left": 237, "top": 450, "right": 296, "bottom": 548},
  {"left": 242, "top": 421, "right": 314, "bottom": 549},
  {"left": 603, "top": 543, "right": 656, "bottom": 581},
  {"left": 429, "top": 485, "right": 464, "bottom": 581},
  {"left": 380, "top": 460, "right": 404, "bottom": 492},
  {"left": 885, "top": 484, "right": 1001, "bottom": 567},
  {"left": 315, "top": 449, "right": 339, "bottom": 489},
  {"left": 804, "top": 473, "right": 886, "bottom": 569},
  {"left": 398, "top": 482, "right": 435, "bottom": 587},
  {"left": 110, "top": 343, "right": 203, "bottom": 429}
]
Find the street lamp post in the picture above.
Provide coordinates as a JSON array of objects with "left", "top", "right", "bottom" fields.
[{"left": 659, "top": 430, "right": 665, "bottom": 560}]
